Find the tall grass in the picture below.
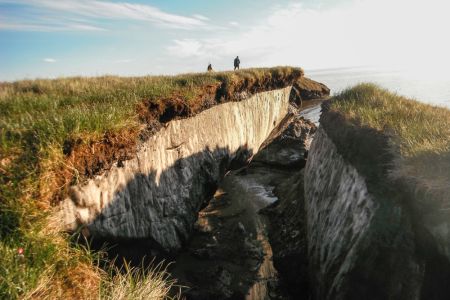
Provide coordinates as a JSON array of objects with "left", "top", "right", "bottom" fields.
[
  {"left": 101, "top": 260, "right": 181, "bottom": 300},
  {"left": 0, "top": 67, "right": 301, "bottom": 298}
]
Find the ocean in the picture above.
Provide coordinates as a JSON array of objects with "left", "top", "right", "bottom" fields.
[{"left": 306, "top": 66, "right": 450, "bottom": 108}]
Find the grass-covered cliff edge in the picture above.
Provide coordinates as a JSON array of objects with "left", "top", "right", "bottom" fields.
[
  {"left": 0, "top": 67, "right": 316, "bottom": 299},
  {"left": 323, "top": 83, "right": 449, "bottom": 204},
  {"left": 318, "top": 83, "right": 450, "bottom": 298}
]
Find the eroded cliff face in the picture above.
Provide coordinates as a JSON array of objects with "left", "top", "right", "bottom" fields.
[
  {"left": 252, "top": 111, "right": 316, "bottom": 168},
  {"left": 305, "top": 127, "right": 376, "bottom": 298},
  {"left": 57, "top": 87, "right": 291, "bottom": 252},
  {"left": 305, "top": 128, "right": 424, "bottom": 300},
  {"left": 304, "top": 122, "right": 450, "bottom": 299}
]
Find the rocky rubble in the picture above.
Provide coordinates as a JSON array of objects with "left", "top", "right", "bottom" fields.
[
  {"left": 253, "top": 112, "right": 316, "bottom": 168},
  {"left": 258, "top": 114, "right": 317, "bottom": 299},
  {"left": 170, "top": 106, "right": 318, "bottom": 299}
]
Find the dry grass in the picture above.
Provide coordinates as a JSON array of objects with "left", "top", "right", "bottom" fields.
[
  {"left": 0, "top": 209, "right": 102, "bottom": 299},
  {"left": 330, "top": 83, "right": 450, "bottom": 199},
  {"left": 101, "top": 261, "right": 181, "bottom": 300}
]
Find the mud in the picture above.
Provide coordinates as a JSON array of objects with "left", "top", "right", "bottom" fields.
[
  {"left": 169, "top": 106, "right": 319, "bottom": 299},
  {"left": 170, "top": 165, "right": 296, "bottom": 299}
]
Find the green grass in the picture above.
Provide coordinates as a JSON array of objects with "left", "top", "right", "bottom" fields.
[
  {"left": 330, "top": 83, "right": 450, "bottom": 196},
  {"left": 0, "top": 67, "right": 302, "bottom": 299},
  {"left": 0, "top": 67, "right": 301, "bottom": 157}
]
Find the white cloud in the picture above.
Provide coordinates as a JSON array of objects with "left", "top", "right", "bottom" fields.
[
  {"left": 113, "top": 59, "right": 133, "bottom": 63},
  {"left": 193, "top": 14, "right": 210, "bottom": 21},
  {"left": 67, "top": 23, "right": 106, "bottom": 31},
  {"left": 166, "top": 0, "right": 450, "bottom": 70},
  {"left": 229, "top": 21, "right": 239, "bottom": 26},
  {"left": 0, "top": 21, "right": 106, "bottom": 31},
  {"left": 43, "top": 58, "right": 56, "bottom": 63},
  {"left": 167, "top": 39, "right": 207, "bottom": 57},
  {"left": 0, "top": 0, "right": 208, "bottom": 31}
]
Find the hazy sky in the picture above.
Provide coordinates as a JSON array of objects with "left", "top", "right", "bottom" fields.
[{"left": 1, "top": 0, "right": 449, "bottom": 81}]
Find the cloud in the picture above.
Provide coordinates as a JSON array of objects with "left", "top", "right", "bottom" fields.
[
  {"left": 229, "top": 21, "right": 239, "bottom": 27},
  {"left": 167, "top": 39, "right": 208, "bottom": 57},
  {"left": 166, "top": 0, "right": 450, "bottom": 70},
  {"left": 113, "top": 59, "right": 133, "bottom": 63},
  {"left": 0, "top": 21, "right": 106, "bottom": 31},
  {"left": 193, "top": 14, "right": 210, "bottom": 21},
  {"left": 0, "top": 0, "right": 208, "bottom": 31},
  {"left": 43, "top": 58, "right": 56, "bottom": 63},
  {"left": 66, "top": 24, "right": 106, "bottom": 31}
]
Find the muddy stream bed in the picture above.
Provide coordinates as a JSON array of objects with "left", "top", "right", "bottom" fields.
[{"left": 170, "top": 165, "right": 291, "bottom": 299}]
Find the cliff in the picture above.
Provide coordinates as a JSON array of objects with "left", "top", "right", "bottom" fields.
[
  {"left": 54, "top": 71, "right": 329, "bottom": 253},
  {"left": 0, "top": 67, "right": 331, "bottom": 298},
  {"left": 304, "top": 84, "right": 450, "bottom": 299},
  {"left": 58, "top": 87, "right": 292, "bottom": 251}
]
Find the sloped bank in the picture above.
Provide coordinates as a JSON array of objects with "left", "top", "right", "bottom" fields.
[{"left": 304, "top": 85, "right": 450, "bottom": 300}]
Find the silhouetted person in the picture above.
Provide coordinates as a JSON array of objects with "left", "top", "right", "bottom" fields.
[
  {"left": 234, "top": 56, "right": 240, "bottom": 70},
  {"left": 207, "top": 63, "right": 213, "bottom": 72}
]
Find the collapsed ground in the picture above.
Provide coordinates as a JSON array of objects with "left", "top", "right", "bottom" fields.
[{"left": 0, "top": 67, "right": 330, "bottom": 299}]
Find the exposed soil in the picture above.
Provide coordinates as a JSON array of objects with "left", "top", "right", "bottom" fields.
[
  {"left": 55, "top": 73, "right": 314, "bottom": 205},
  {"left": 170, "top": 165, "right": 294, "bottom": 299},
  {"left": 261, "top": 170, "right": 310, "bottom": 299},
  {"left": 294, "top": 77, "right": 330, "bottom": 101},
  {"left": 167, "top": 105, "right": 318, "bottom": 299},
  {"left": 319, "top": 100, "right": 450, "bottom": 299},
  {"left": 80, "top": 102, "right": 320, "bottom": 299},
  {"left": 53, "top": 128, "right": 140, "bottom": 204}
]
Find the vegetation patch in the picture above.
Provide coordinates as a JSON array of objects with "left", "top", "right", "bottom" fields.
[
  {"left": 319, "top": 83, "right": 450, "bottom": 300},
  {"left": 294, "top": 76, "right": 330, "bottom": 101},
  {"left": 0, "top": 67, "right": 302, "bottom": 298},
  {"left": 323, "top": 83, "right": 450, "bottom": 204}
]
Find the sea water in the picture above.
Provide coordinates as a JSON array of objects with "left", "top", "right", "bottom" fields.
[{"left": 307, "top": 66, "right": 450, "bottom": 108}]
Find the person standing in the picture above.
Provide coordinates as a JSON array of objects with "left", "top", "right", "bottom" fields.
[{"left": 234, "top": 56, "right": 240, "bottom": 70}]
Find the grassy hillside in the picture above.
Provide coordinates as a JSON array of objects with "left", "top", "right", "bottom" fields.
[
  {"left": 325, "top": 83, "right": 450, "bottom": 202},
  {"left": 0, "top": 67, "right": 302, "bottom": 299}
]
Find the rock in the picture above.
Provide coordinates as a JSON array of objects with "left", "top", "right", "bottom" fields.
[
  {"left": 304, "top": 126, "right": 446, "bottom": 299},
  {"left": 215, "top": 268, "right": 233, "bottom": 298},
  {"left": 291, "top": 77, "right": 330, "bottom": 103},
  {"left": 263, "top": 170, "right": 310, "bottom": 299},
  {"left": 252, "top": 111, "right": 317, "bottom": 168},
  {"left": 289, "top": 86, "right": 302, "bottom": 106},
  {"left": 237, "top": 221, "right": 246, "bottom": 234},
  {"left": 168, "top": 105, "right": 318, "bottom": 299}
]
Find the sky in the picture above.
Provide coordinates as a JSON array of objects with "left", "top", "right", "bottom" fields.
[{"left": 1, "top": 0, "right": 449, "bottom": 81}]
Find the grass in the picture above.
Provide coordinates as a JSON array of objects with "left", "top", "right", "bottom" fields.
[
  {"left": 101, "top": 260, "right": 181, "bottom": 300},
  {"left": 0, "top": 67, "right": 302, "bottom": 160},
  {"left": 0, "top": 67, "right": 302, "bottom": 299},
  {"left": 329, "top": 83, "right": 450, "bottom": 199}
]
